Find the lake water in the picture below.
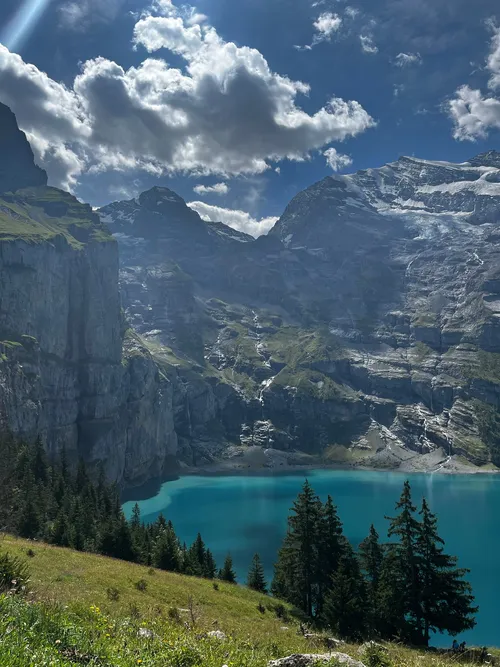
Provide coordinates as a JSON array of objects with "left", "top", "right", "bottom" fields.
[{"left": 123, "top": 470, "right": 500, "bottom": 647}]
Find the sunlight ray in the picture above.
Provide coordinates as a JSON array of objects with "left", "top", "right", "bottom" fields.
[{"left": 0, "top": 0, "right": 52, "bottom": 52}]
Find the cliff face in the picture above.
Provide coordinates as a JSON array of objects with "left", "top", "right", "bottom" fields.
[
  {"left": 0, "top": 105, "right": 177, "bottom": 485},
  {"left": 100, "top": 156, "right": 500, "bottom": 473}
]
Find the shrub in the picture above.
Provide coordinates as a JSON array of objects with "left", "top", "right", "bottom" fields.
[
  {"left": 257, "top": 602, "right": 266, "bottom": 614},
  {"left": 168, "top": 606, "right": 182, "bottom": 624},
  {"left": 129, "top": 603, "right": 140, "bottom": 619},
  {"left": 273, "top": 603, "right": 288, "bottom": 620},
  {"left": 26, "top": 548, "right": 36, "bottom": 558},
  {"left": 0, "top": 551, "right": 30, "bottom": 594},
  {"left": 212, "top": 582, "right": 219, "bottom": 591},
  {"left": 364, "top": 644, "right": 392, "bottom": 667},
  {"left": 106, "top": 587, "right": 120, "bottom": 602},
  {"left": 134, "top": 579, "right": 147, "bottom": 592}
]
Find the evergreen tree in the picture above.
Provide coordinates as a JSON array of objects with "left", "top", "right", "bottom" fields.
[
  {"left": 247, "top": 553, "right": 267, "bottom": 593},
  {"left": 323, "top": 547, "right": 367, "bottom": 641},
  {"left": 271, "top": 480, "right": 322, "bottom": 616},
  {"left": 416, "top": 499, "right": 477, "bottom": 646},
  {"left": 219, "top": 553, "right": 237, "bottom": 583},
  {"left": 359, "top": 524, "right": 384, "bottom": 636},
  {"left": 384, "top": 480, "right": 423, "bottom": 643},
  {"left": 152, "top": 523, "right": 181, "bottom": 572},
  {"left": 204, "top": 548, "right": 217, "bottom": 579},
  {"left": 316, "top": 495, "right": 346, "bottom": 616}
]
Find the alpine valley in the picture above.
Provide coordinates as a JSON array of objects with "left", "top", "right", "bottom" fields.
[{"left": 1, "top": 101, "right": 500, "bottom": 487}]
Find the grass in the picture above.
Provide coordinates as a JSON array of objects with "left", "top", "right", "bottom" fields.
[
  {"left": 0, "top": 187, "right": 112, "bottom": 248},
  {"left": 272, "top": 367, "right": 355, "bottom": 402},
  {"left": 0, "top": 536, "right": 493, "bottom": 667}
]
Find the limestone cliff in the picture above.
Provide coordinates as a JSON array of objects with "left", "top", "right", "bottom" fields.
[{"left": 0, "top": 104, "right": 177, "bottom": 485}]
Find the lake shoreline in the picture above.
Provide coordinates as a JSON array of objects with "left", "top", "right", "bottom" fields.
[{"left": 122, "top": 447, "right": 498, "bottom": 503}]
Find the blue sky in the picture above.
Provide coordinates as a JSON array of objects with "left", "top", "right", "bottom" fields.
[{"left": 0, "top": 0, "right": 500, "bottom": 235}]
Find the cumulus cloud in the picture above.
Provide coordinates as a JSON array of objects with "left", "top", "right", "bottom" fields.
[
  {"left": 394, "top": 52, "right": 422, "bottom": 67},
  {"left": 449, "top": 24, "right": 500, "bottom": 140},
  {"left": 313, "top": 12, "right": 342, "bottom": 41},
  {"left": 193, "top": 182, "right": 229, "bottom": 195},
  {"left": 0, "top": 1, "right": 374, "bottom": 192},
  {"left": 323, "top": 147, "right": 352, "bottom": 171},
  {"left": 187, "top": 201, "right": 278, "bottom": 237},
  {"left": 360, "top": 34, "right": 378, "bottom": 54},
  {"left": 59, "top": 0, "right": 126, "bottom": 30}
]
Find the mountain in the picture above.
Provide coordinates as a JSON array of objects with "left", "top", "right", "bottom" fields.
[
  {"left": 100, "top": 154, "right": 500, "bottom": 473},
  {"left": 1, "top": 97, "right": 499, "bottom": 480},
  {"left": 0, "top": 103, "right": 176, "bottom": 485}
]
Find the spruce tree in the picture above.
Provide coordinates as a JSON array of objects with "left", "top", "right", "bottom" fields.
[
  {"left": 323, "top": 547, "right": 366, "bottom": 641},
  {"left": 359, "top": 524, "right": 384, "bottom": 636},
  {"left": 247, "top": 553, "right": 267, "bottom": 593},
  {"left": 416, "top": 499, "right": 477, "bottom": 646},
  {"left": 204, "top": 548, "right": 217, "bottom": 579},
  {"left": 152, "top": 523, "right": 181, "bottom": 572},
  {"left": 384, "top": 480, "right": 423, "bottom": 643},
  {"left": 317, "top": 495, "right": 346, "bottom": 616},
  {"left": 219, "top": 553, "right": 237, "bottom": 583},
  {"left": 271, "top": 480, "right": 322, "bottom": 616}
]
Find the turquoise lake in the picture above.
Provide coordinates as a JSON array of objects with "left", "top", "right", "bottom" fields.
[{"left": 123, "top": 470, "right": 500, "bottom": 647}]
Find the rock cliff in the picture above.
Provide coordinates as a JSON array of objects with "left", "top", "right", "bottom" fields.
[{"left": 0, "top": 103, "right": 177, "bottom": 485}]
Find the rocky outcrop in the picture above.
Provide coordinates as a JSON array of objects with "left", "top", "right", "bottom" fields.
[{"left": 0, "top": 102, "right": 47, "bottom": 193}]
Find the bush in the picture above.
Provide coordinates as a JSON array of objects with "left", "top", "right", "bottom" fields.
[
  {"left": 212, "top": 582, "right": 219, "bottom": 591},
  {"left": 134, "top": 579, "right": 147, "bottom": 592},
  {"left": 0, "top": 551, "right": 30, "bottom": 594},
  {"left": 26, "top": 548, "right": 36, "bottom": 558},
  {"left": 106, "top": 587, "right": 120, "bottom": 602},
  {"left": 168, "top": 606, "right": 182, "bottom": 624},
  {"left": 257, "top": 602, "right": 266, "bottom": 614},
  {"left": 364, "top": 644, "right": 392, "bottom": 667}
]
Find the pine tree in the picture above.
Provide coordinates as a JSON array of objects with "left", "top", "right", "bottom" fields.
[
  {"left": 247, "top": 553, "right": 267, "bottom": 593},
  {"left": 317, "top": 495, "right": 346, "bottom": 616},
  {"left": 359, "top": 524, "right": 384, "bottom": 636},
  {"left": 219, "top": 553, "right": 237, "bottom": 583},
  {"left": 416, "top": 499, "right": 477, "bottom": 646},
  {"left": 271, "top": 480, "right": 322, "bottom": 616},
  {"left": 204, "top": 548, "right": 217, "bottom": 579},
  {"left": 152, "top": 523, "right": 181, "bottom": 572},
  {"left": 384, "top": 480, "right": 423, "bottom": 643},
  {"left": 323, "top": 548, "right": 366, "bottom": 641}
]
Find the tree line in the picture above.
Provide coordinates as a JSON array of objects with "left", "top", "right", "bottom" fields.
[
  {"left": 272, "top": 479, "right": 477, "bottom": 646},
  {"left": 0, "top": 433, "right": 244, "bottom": 583}
]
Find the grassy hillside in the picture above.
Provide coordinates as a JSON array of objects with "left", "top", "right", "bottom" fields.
[{"left": 1, "top": 535, "right": 495, "bottom": 667}]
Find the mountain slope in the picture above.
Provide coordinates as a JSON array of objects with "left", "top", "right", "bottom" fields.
[{"left": 101, "top": 154, "right": 500, "bottom": 472}]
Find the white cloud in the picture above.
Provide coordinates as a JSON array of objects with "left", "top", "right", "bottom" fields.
[
  {"left": 360, "top": 34, "right": 378, "bottom": 54},
  {"left": 59, "top": 0, "right": 125, "bottom": 30},
  {"left": 323, "top": 147, "right": 352, "bottom": 171},
  {"left": 448, "top": 25, "right": 500, "bottom": 140},
  {"left": 187, "top": 201, "right": 278, "bottom": 237},
  {"left": 193, "top": 182, "right": 229, "bottom": 195},
  {"left": 0, "top": 2, "right": 374, "bottom": 192},
  {"left": 487, "top": 22, "right": 500, "bottom": 90},
  {"left": 394, "top": 52, "right": 422, "bottom": 67},
  {"left": 313, "top": 12, "right": 342, "bottom": 41}
]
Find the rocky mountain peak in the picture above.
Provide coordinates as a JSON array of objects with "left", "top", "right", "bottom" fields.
[
  {"left": 138, "top": 186, "right": 200, "bottom": 221},
  {"left": 0, "top": 102, "right": 48, "bottom": 193},
  {"left": 468, "top": 150, "right": 500, "bottom": 168}
]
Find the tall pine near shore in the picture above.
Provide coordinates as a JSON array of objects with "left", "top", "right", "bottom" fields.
[
  {"left": 316, "top": 495, "right": 346, "bottom": 618},
  {"left": 416, "top": 499, "right": 477, "bottom": 646},
  {"left": 383, "top": 480, "right": 423, "bottom": 643},
  {"left": 247, "top": 553, "right": 267, "bottom": 593},
  {"left": 271, "top": 480, "right": 322, "bottom": 616},
  {"left": 359, "top": 524, "right": 384, "bottom": 636}
]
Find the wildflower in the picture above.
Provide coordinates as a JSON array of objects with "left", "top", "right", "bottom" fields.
[{"left": 55, "top": 640, "right": 61, "bottom": 645}]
